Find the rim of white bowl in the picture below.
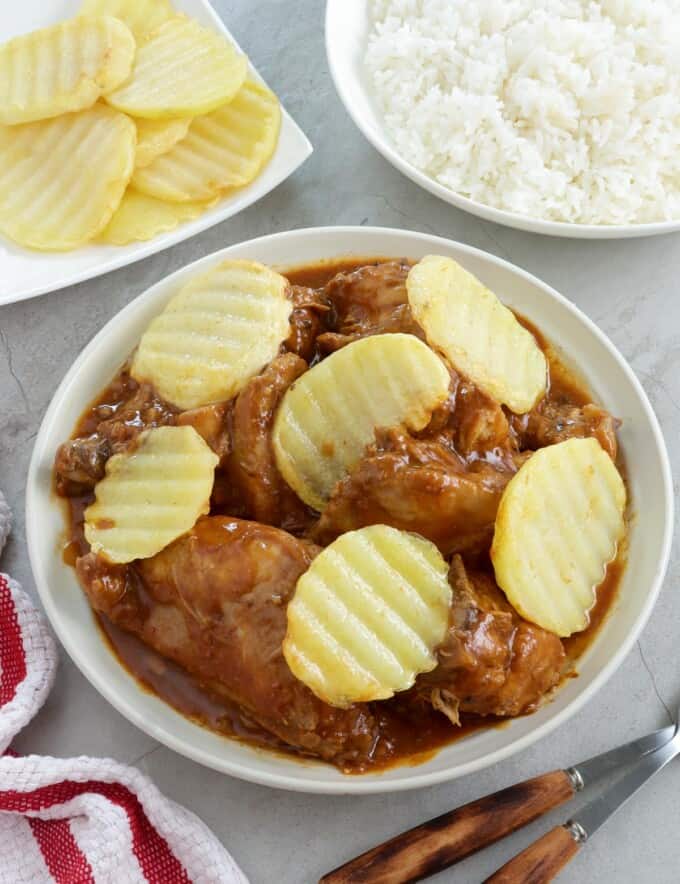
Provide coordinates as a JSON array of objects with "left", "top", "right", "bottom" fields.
[
  {"left": 27, "top": 227, "right": 674, "bottom": 793},
  {"left": 324, "top": 2, "right": 680, "bottom": 240}
]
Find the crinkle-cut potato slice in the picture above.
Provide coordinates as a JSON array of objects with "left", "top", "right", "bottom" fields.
[
  {"left": 0, "top": 16, "right": 135, "bottom": 125},
  {"left": 100, "top": 188, "right": 216, "bottom": 244},
  {"left": 284, "top": 525, "right": 452, "bottom": 708},
  {"left": 85, "top": 425, "right": 218, "bottom": 564},
  {"left": 106, "top": 15, "right": 247, "bottom": 119},
  {"left": 0, "top": 104, "right": 135, "bottom": 251},
  {"left": 132, "top": 80, "right": 281, "bottom": 202},
  {"left": 491, "top": 437, "right": 626, "bottom": 637},
  {"left": 131, "top": 259, "right": 292, "bottom": 410},
  {"left": 407, "top": 255, "right": 547, "bottom": 414},
  {"left": 80, "top": 0, "right": 174, "bottom": 39},
  {"left": 134, "top": 117, "right": 191, "bottom": 168},
  {"left": 272, "top": 333, "right": 451, "bottom": 512}
]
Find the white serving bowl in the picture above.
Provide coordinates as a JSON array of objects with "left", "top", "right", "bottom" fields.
[
  {"left": 27, "top": 227, "right": 673, "bottom": 794},
  {"left": 325, "top": 0, "right": 680, "bottom": 240}
]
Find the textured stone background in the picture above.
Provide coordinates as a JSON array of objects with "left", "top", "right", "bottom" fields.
[{"left": 1, "top": 2, "right": 679, "bottom": 881}]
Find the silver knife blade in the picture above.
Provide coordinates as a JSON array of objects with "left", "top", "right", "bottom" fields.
[
  {"left": 569, "top": 723, "right": 676, "bottom": 789},
  {"left": 570, "top": 730, "right": 680, "bottom": 839}
]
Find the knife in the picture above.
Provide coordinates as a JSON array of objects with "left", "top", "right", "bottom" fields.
[{"left": 484, "top": 719, "right": 680, "bottom": 883}]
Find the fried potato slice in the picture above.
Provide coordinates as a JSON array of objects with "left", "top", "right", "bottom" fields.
[
  {"left": 0, "top": 16, "right": 135, "bottom": 125},
  {"left": 491, "top": 438, "right": 626, "bottom": 637},
  {"left": 272, "top": 333, "right": 451, "bottom": 512},
  {"left": 80, "top": 0, "right": 174, "bottom": 39},
  {"left": 85, "top": 425, "right": 218, "bottom": 563},
  {"left": 132, "top": 80, "right": 281, "bottom": 202},
  {"left": 0, "top": 104, "right": 135, "bottom": 251},
  {"left": 134, "top": 117, "right": 191, "bottom": 168},
  {"left": 99, "top": 188, "right": 215, "bottom": 244},
  {"left": 407, "top": 255, "right": 547, "bottom": 414},
  {"left": 106, "top": 15, "right": 247, "bottom": 119},
  {"left": 284, "top": 525, "right": 452, "bottom": 707},
  {"left": 131, "top": 259, "right": 292, "bottom": 410}
]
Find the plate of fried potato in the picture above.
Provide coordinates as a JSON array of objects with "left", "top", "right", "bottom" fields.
[
  {"left": 26, "top": 226, "right": 672, "bottom": 793},
  {"left": 0, "top": 0, "right": 312, "bottom": 305}
]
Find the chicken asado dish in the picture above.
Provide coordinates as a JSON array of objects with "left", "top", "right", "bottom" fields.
[{"left": 54, "top": 256, "right": 626, "bottom": 773}]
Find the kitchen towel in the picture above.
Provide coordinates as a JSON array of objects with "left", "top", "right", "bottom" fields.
[{"left": 0, "top": 490, "right": 248, "bottom": 884}]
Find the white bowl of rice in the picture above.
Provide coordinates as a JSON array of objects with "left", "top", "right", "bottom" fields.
[{"left": 326, "top": 0, "right": 680, "bottom": 238}]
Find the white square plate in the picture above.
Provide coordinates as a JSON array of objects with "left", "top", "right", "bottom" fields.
[{"left": 0, "top": 0, "right": 312, "bottom": 306}]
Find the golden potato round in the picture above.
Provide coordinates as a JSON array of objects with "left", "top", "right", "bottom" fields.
[
  {"left": 100, "top": 188, "right": 215, "bottom": 244},
  {"left": 272, "top": 333, "right": 451, "bottom": 511},
  {"left": 131, "top": 80, "right": 281, "bottom": 202},
  {"left": 407, "top": 255, "right": 547, "bottom": 414},
  {"left": 0, "top": 104, "right": 135, "bottom": 251},
  {"left": 85, "top": 425, "right": 219, "bottom": 564},
  {"left": 134, "top": 117, "right": 192, "bottom": 168},
  {"left": 0, "top": 16, "right": 135, "bottom": 125},
  {"left": 106, "top": 15, "right": 247, "bottom": 119},
  {"left": 491, "top": 437, "right": 626, "bottom": 637},
  {"left": 80, "top": 0, "right": 174, "bottom": 39},
  {"left": 131, "top": 259, "right": 292, "bottom": 410},
  {"left": 284, "top": 525, "right": 452, "bottom": 708}
]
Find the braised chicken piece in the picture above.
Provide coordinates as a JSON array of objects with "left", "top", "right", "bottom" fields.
[
  {"left": 283, "top": 285, "right": 331, "bottom": 362},
  {"left": 227, "top": 353, "right": 312, "bottom": 532},
  {"left": 54, "top": 435, "right": 112, "bottom": 495},
  {"left": 177, "top": 402, "right": 231, "bottom": 463},
  {"left": 423, "top": 373, "right": 513, "bottom": 458},
  {"left": 314, "top": 428, "right": 517, "bottom": 555},
  {"left": 54, "top": 374, "right": 176, "bottom": 494},
  {"left": 512, "top": 400, "right": 618, "bottom": 459},
  {"left": 414, "top": 557, "right": 566, "bottom": 719},
  {"left": 89, "top": 380, "right": 176, "bottom": 447},
  {"left": 78, "top": 516, "right": 381, "bottom": 766},
  {"left": 317, "top": 260, "right": 423, "bottom": 353}
]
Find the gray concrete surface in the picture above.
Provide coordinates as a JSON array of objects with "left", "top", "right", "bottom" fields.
[{"left": 1, "top": 1, "right": 680, "bottom": 881}]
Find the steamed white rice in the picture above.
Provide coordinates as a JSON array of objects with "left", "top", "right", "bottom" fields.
[{"left": 365, "top": 0, "right": 680, "bottom": 225}]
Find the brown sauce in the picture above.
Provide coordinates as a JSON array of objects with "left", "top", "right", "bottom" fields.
[
  {"left": 58, "top": 256, "right": 627, "bottom": 772},
  {"left": 563, "top": 554, "right": 626, "bottom": 661},
  {"left": 97, "top": 614, "right": 493, "bottom": 771}
]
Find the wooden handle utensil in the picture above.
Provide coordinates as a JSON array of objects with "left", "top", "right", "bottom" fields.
[
  {"left": 319, "top": 770, "right": 576, "bottom": 883},
  {"left": 483, "top": 825, "right": 581, "bottom": 883}
]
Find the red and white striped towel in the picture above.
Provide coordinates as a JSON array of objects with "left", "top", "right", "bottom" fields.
[{"left": 0, "top": 489, "right": 248, "bottom": 884}]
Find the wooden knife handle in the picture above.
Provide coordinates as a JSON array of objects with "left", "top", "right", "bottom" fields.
[
  {"left": 483, "top": 825, "right": 581, "bottom": 884},
  {"left": 319, "top": 770, "right": 576, "bottom": 884}
]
